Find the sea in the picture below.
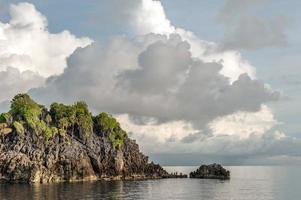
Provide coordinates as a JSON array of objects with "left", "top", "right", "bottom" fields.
[{"left": 0, "top": 166, "right": 300, "bottom": 200}]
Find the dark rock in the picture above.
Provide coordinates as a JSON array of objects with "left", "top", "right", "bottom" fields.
[
  {"left": 189, "top": 163, "right": 230, "bottom": 180},
  {"left": 0, "top": 126, "right": 172, "bottom": 183},
  {"left": 164, "top": 172, "right": 188, "bottom": 178},
  {"left": 0, "top": 94, "right": 192, "bottom": 183}
]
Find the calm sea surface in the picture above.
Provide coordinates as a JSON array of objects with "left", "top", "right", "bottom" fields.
[{"left": 0, "top": 166, "right": 300, "bottom": 200}]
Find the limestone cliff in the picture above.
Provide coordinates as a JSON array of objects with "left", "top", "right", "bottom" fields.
[{"left": 0, "top": 94, "right": 168, "bottom": 183}]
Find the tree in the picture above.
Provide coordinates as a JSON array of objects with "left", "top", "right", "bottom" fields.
[{"left": 10, "top": 94, "right": 42, "bottom": 127}]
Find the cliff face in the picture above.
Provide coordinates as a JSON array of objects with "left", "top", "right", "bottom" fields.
[{"left": 0, "top": 94, "right": 168, "bottom": 183}]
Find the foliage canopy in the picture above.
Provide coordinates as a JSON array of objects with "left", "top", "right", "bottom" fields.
[
  {"left": 94, "top": 112, "right": 127, "bottom": 149},
  {"left": 1, "top": 94, "right": 127, "bottom": 147}
]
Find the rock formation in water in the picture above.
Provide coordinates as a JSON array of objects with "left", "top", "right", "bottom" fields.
[
  {"left": 0, "top": 94, "right": 169, "bottom": 183},
  {"left": 189, "top": 164, "right": 230, "bottom": 180}
]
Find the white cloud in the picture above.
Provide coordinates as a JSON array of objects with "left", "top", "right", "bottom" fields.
[
  {"left": 129, "top": 0, "right": 256, "bottom": 83},
  {"left": 31, "top": 34, "right": 278, "bottom": 131},
  {"left": 0, "top": 67, "right": 44, "bottom": 103},
  {"left": 115, "top": 113, "right": 301, "bottom": 162},
  {"left": 131, "top": 0, "right": 175, "bottom": 35},
  {"left": 0, "top": 3, "right": 92, "bottom": 77},
  {"left": 117, "top": 114, "right": 197, "bottom": 144},
  {"left": 209, "top": 105, "right": 277, "bottom": 139}
]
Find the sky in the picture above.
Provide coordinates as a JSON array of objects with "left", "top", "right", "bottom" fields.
[{"left": 0, "top": 0, "right": 300, "bottom": 165}]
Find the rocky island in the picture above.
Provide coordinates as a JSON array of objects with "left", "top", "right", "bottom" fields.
[
  {"left": 190, "top": 164, "right": 230, "bottom": 180},
  {"left": 0, "top": 94, "right": 173, "bottom": 183}
]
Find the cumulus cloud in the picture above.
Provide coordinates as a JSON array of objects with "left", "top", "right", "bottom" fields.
[
  {"left": 209, "top": 105, "right": 277, "bottom": 139},
  {"left": 131, "top": 0, "right": 175, "bottom": 35},
  {"left": 218, "top": 0, "right": 288, "bottom": 50},
  {"left": 118, "top": 35, "right": 191, "bottom": 95},
  {"left": 29, "top": 35, "right": 144, "bottom": 106},
  {"left": 118, "top": 114, "right": 198, "bottom": 145},
  {"left": 101, "top": 0, "right": 257, "bottom": 82},
  {"left": 31, "top": 34, "right": 279, "bottom": 131},
  {"left": 118, "top": 38, "right": 278, "bottom": 128},
  {"left": 0, "top": 2, "right": 92, "bottom": 77},
  {"left": 134, "top": 1, "right": 253, "bottom": 78},
  {"left": 116, "top": 114, "right": 301, "bottom": 166}
]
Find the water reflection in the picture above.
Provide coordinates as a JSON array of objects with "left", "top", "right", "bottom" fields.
[
  {"left": 0, "top": 181, "right": 128, "bottom": 200},
  {"left": 0, "top": 166, "right": 300, "bottom": 200}
]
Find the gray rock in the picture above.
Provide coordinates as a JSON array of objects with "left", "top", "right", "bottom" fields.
[
  {"left": 0, "top": 125, "right": 168, "bottom": 183},
  {"left": 189, "top": 163, "right": 230, "bottom": 180}
]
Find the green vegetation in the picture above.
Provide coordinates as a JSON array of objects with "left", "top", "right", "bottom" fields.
[
  {"left": 50, "top": 102, "right": 75, "bottom": 135},
  {"left": 45, "top": 114, "right": 52, "bottom": 125},
  {"left": 50, "top": 101, "right": 93, "bottom": 136},
  {"left": 10, "top": 94, "right": 42, "bottom": 126},
  {"left": 94, "top": 113, "right": 127, "bottom": 149},
  {"left": 73, "top": 102, "right": 93, "bottom": 135},
  {"left": 94, "top": 112, "right": 119, "bottom": 131},
  {"left": 108, "top": 128, "right": 127, "bottom": 149},
  {"left": 8, "top": 94, "right": 56, "bottom": 140},
  {"left": 1, "top": 93, "right": 127, "bottom": 147},
  {"left": 0, "top": 112, "right": 11, "bottom": 124}
]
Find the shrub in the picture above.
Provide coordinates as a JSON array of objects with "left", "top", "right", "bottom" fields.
[
  {"left": 50, "top": 103, "right": 74, "bottom": 123},
  {"left": 10, "top": 94, "right": 42, "bottom": 124},
  {"left": 94, "top": 112, "right": 119, "bottom": 131},
  {"left": 50, "top": 101, "right": 93, "bottom": 136},
  {"left": 94, "top": 112, "right": 127, "bottom": 149},
  {"left": 109, "top": 128, "right": 127, "bottom": 149},
  {"left": 73, "top": 102, "right": 93, "bottom": 135},
  {"left": 50, "top": 103, "right": 73, "bottom": 135},
  {"left": 6, "top": 94, "right": 127, "bottom": 145},
  {"left": 10, "top": 94, "right": 56, "bottom": 140},
  {"left": 35, "top": 120, "right": 54, "bottom": 140},
  {"left": 0, "top": 113, "right": 11, "bottom": 124}
]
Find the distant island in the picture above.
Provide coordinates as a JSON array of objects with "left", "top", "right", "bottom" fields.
[{"left": 190, "top": 164, "right": 230, "bottom": 180}]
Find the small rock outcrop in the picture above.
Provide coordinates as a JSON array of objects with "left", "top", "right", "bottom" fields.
[
  {"left": 190, "top": 164, "right": 230, "bottom": 180},
  {"left": 0, "top": 94, "right": 169, "bottom": 183}
]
